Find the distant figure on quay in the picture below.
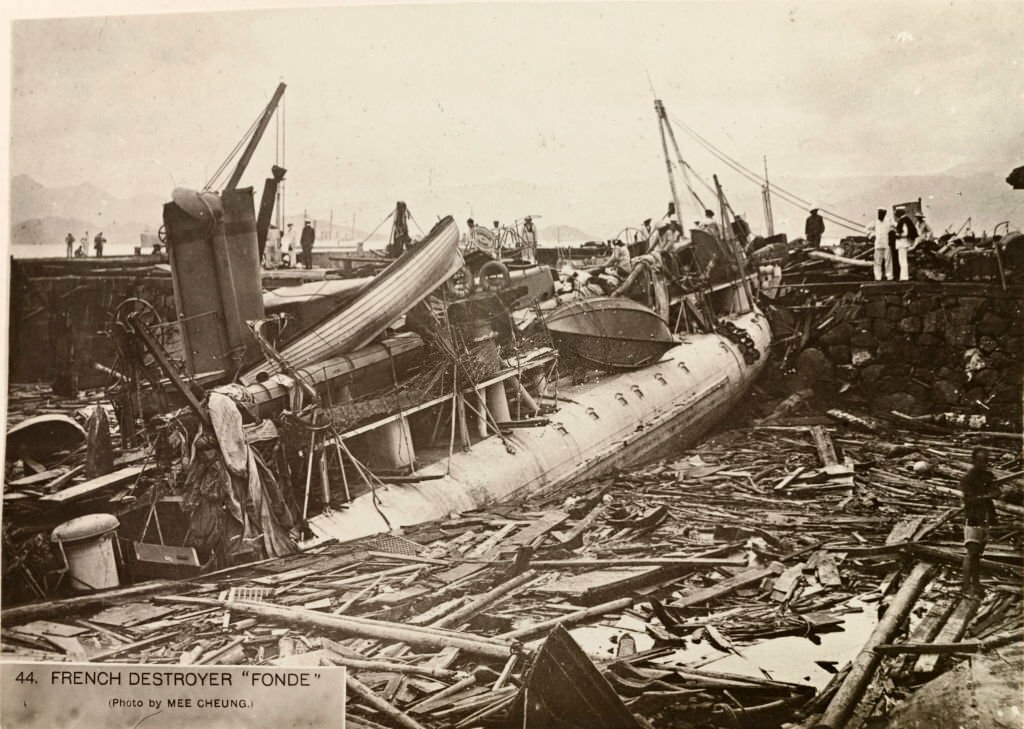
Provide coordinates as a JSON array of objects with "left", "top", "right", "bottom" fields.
[
  {"left": 805, "top": 208, "right": 825, "bottom": 247},
  {"left": 65, "top": 232, "right": 75, "bottom": 258},
  {"left": 522, "top": 216, "right": 537, "bottom": 263},
  {"left": 300, "top": 219, "right": 316, "bottom": 269},
  {"left": 93, "top": 231, "right": 106, "bottom": 258},
  {"left": 866, "top": 208, "right": 894, "bottom": 281}
]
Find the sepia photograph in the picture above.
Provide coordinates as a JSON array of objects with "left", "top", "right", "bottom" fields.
[{"left": 1, "top": 1, "right": 1022, "bottom": 727}]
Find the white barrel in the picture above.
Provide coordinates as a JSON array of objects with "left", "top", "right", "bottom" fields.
[{"left": 51, "top": 513, "right": 121, "bottom": 592}]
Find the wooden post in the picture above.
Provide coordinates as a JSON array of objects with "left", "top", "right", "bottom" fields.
[{"left": 816, "top": 562, "right": 936, "bottom": 729}]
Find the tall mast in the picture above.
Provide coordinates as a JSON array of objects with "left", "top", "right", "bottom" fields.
[
  {"left": 714, "top": 174, "right": 755, "bottom": 313},
  {"left": 762, "top": 155, "right": 775, "bottom": 236},
  {"left": 654, "top": 100, "right": 685, "bottom": 241}
]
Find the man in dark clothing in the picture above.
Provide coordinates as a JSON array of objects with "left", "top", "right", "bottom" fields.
[
  {"left": 732, "top": 214, "right": 751, "bottom": 248},
  {"left": 805, "top": 208, "right": 825, "bottom": 247},
  {"left": 300, "top": 220, "right": 315, "bottom": 270},
  {"left": 94, "top": 231, "right": 106, "bottom": 258},
  {"left": 65, "top": 232, "right": 75, "bottom": 258},
  {"left": 894, "top": 208, "right": 918, "bottom": 281},
  {"left": 960, "top": 447, "right": 1000, "bottom": 594}
]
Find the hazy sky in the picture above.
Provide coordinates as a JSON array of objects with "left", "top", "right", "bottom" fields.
[{"left": 9, "top": 1, "right": 1024, "bottom": 230}]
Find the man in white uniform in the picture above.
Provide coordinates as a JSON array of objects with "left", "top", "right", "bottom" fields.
[{"left": 867, "top": 208, "right": 894, "bottom": 281}]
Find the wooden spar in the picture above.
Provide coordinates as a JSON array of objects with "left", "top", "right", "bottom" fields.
[
  {"left": 520, "top": 558, "right": 747, "bottom": 569},
  {"left": 345, "top": 673, "right": 429, "bottom": 729},
  {"left": 1, "top": 580, "right": 183, "bottom": 625},
  {"left": 816, "top": 562, "right": 936, "bottom": 729},
  {"left": 654, "top": 99, "right": 686, "bottom": 243},
  {"left": 763, "top": 155, "right": 775, "bottom": 236},
  {"left": 499, "top": 597, "right": 634, "bottom": 641},
  {"left": 807, "top": 250, "right": 874, "bottom": 268},
  {"left": 713, "top": 173, "right": 755, "bottom": 310},
  {"left": 322, "top": 654, "right": 462, "bottom": 680},
  {"left": 433, "top": 569, "right": 538, "bottom": 628},
  {"left": 155, "top": 596, "right": 515, "bottom": 659},
  {"left": 224, "top": 82, "right": 287, "bottom": 192}
]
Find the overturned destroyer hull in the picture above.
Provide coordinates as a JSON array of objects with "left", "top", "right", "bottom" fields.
[{"left": 306, "top": 307, "right": 771, "bottom": 544}]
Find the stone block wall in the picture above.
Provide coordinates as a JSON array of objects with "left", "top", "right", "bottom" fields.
[{"left": 816, "top": 283, "right": 1023, "bottom": 418}]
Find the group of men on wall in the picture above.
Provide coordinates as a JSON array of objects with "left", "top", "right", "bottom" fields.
[
  {"left": 64, "top": 231, "right": 105, "bottom": 258},
  {"left": 262, "top": 219, "right": 316, "bottom": 269},
  {"left": 864, "top": 206, "right": 934, "bottom": 282}
]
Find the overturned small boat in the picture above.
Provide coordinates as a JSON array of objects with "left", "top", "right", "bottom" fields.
[{"left": 543, "top": 296, "right": 676, "bottom": 369}]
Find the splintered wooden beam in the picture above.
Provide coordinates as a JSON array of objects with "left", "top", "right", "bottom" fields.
[
  {"left": 345, "top": 673, "right": 429, "bottom": 729},
  {"left": 668, "top": 564, "right": 782, "bottom": 609},
  {"left": 39, "top": 465, "right": 145, "bottom": 502},
  {"left": 913, "top": 595, "right": 981, "bottom": 675},
  {"left": 809, "top": 425, "right": 839, "bottom": 468},
  {"left": 817, "top": 562, "right": 936, "bottom": 729}
]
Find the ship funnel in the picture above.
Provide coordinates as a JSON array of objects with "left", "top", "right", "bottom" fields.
[{"left": 163, "top": 187, "right": 265, "bottom": 379}]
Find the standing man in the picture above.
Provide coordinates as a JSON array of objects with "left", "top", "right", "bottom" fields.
[
  {"left": 636, "top": 218, "right": 654, "bottom": 245},
  {"left": 894, "top": 208, "right": 917, "bottom": 281},
  {"left": 700, "top": 209, "right": 721, "bottom": 239},
  {"left": 300, "top": 219, "right": 316, "bottom": 270},
  {"left": 732, "top": 213, "right": 752, "bottom": 248},
  {"left": 805, "top": 208, "right": 825, "bottom": 247},
  {"left": 960, "top": 447, "right": 1000, "bottom": 595},
  {"left": 603, "top": 239, "right": 631, "bottom": 277},
  {"left": 265, "top": 225, "right": 282, "bottom": 268},
  {"left": 284, "top": 222, "right": 297, "bottom": 268},
  {"left": 93, "top": 231, "right": 106, "bottom": 258},
  {"left": 65, "top": 232, "right": 75, "bottom": 258},
  {"left": 914, "top": 213, "right": 933, "bottom": 243},
  {"left": 866, "top": 208, "right": 894, "bottom": 281},
  {"left": 81, "top": 231, "right": 90, "bottom": 257},
  {"left": 521, "top": 216, "right": 537, "bottom": 263}
]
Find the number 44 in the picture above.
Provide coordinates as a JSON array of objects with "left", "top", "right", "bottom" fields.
[{"left": 15, "top": 672, "right": 36, "bottom": 684}]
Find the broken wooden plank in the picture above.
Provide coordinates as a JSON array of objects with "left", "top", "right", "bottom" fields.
[
  {"left": 913, "top": 595, "right": 981, "bottom": 675},
  {"left": 345, "top": 673, "right": 429, "bottom": 729},
  {"left": 39, "top": 465, "right": 145, "bottom": 502},
  {"left": 810, "top": 425, "right": 839, "bottom": 468},
  {"left": 668, "top": 563, "right": 783, "bottom": 609}
]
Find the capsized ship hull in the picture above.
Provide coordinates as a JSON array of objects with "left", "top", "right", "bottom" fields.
[{"left": 305, "top": 307, "right": 771, "bottom": 544}]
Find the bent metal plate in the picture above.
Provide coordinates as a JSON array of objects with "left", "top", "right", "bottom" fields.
[{"left": 1, "top": 662, "right": 346, "bottom": 729}]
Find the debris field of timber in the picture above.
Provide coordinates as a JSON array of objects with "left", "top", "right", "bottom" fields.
[{"left": 4, "top": 404, "right": 1021, "bottom": 729}]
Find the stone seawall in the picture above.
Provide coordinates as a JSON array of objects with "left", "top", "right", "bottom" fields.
[{"left": 815, "top": 283, "right": 1022, "bottom": 418}]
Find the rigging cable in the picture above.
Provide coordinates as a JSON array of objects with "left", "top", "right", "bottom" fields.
[
  {"left": 203, "top": 111, "right": 265, "bottom": 192},
  {"left": 668, "top": 111, "right": 865, "bottom": 227},
  {"left": 666, "top": 113, "right": 865, "bottom": 233}
]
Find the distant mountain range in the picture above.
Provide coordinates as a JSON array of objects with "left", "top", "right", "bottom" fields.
[
  {"left": 538, "top": 225, "right": 600, "bottom": 244},
  {"left": 10, "top": 174, "right": 163, "bottom": 248}
]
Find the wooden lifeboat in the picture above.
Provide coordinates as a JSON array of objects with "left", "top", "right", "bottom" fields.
[{"left": 543, "top": 296, "right": 676, "bottom": 370}]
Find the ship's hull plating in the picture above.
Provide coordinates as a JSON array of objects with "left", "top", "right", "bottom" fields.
[{"left": 305, "top": 307, "right": 771, "bottom": 545}]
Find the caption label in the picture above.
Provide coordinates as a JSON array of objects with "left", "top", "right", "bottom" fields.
[{"left": 1, "top": 661, "right": 346, "bottom": 728}]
